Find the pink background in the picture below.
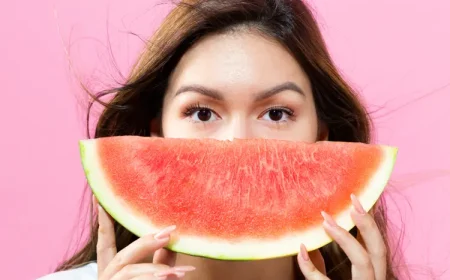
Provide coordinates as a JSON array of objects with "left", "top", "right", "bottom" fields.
[{"left": 1, "top": 1, "right": 449, "bottom": 279}]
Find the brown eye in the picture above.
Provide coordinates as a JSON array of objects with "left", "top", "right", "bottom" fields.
[
  {"left": 197, "top": 109, "right": 212, "bottom": 122},
  {"left": 268, "top": 109, "right": 284, "bottom": 121},
  {"left": 260, "top": 107, "right": 294, "bottom": 122},
  {"left": 184, "top": 104, "right": 220, "bottom": 123}
]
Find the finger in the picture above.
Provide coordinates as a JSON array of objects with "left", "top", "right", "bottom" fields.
[
  {"left": 153, "top": 248, "right": 177, "bottom": 266},
  {"left": 131, "top": 267, "right": 196, "bottom": 280},
  {"left": 152, "top": 266, "right": 196, "bottom": 280},
  {"left": 95, "top": 196, "right": 117, "bottom": 278},
  {"left": 130, "top": 276, "right": 182, "bottom": 280},
  {"left": 130, "top": 272, "right": 186, "bottom": 280},
  {"left": 351, "top": 194, "right": 387, "bottom": 280},
  {"left": 321, "top": 211, "right": 375, "bottom": 280},
  {"left": 297, "top": 244, "right": 329, "bottom": 280},
  {"left": 111, "top": 263, "right": 168, "bottom": 280},
  {"left": 110, "top": 263, "right": 195, "bottom": 280},
  {"left": 308, "top": 249, "right": 326, "bottom": 275},
  {"left": 102, "top": 226, "right": 176, "bottom": 279}
]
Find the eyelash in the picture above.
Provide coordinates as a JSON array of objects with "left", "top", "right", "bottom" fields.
[
  {"left": 264, "top": 106, "right": 295, "bottom": 118},
  {"left": 182, "top": 103, "right": 296, "bottom": 120},
  {"left": 183, "top": 103, "right": 214, "bottom": 117}
]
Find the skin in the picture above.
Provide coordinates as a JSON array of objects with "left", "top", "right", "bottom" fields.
[{"left": 96, "top": 31, "right": 387, "bottom": 280}]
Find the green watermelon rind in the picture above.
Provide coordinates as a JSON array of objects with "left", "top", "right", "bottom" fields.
[{"left": 79, "top": 139, "right": 397, "bottom": 260}]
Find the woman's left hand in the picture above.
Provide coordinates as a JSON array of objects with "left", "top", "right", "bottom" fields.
[{"left": 297, "top": 194, "right": 387, "bottom": 280}]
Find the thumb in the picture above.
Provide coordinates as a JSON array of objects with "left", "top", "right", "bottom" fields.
[{"left": 153, "top": 248, "right": 177, "bottom": 267}]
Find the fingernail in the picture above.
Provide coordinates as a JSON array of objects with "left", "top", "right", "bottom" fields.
[
  {"left": 300, "top": 244, "right": 309, "bottom": 261},
  {"left": 155, "top": 275, "right": 169, "bottom": 280},
  {"left": 321, "top": 211, "right": 338, "bottom": 227},
  {"left": 175, "top": 272, "right": 185, "bottom": 278},
  {"left": 154, "top": 225, "right": 177, "bottom": 241},
  {"left": 154, "top": 271, "right": 186, "bottom": 278},
  {"left": 174, "top": 266, "right": 196, "bottom": 272},
  {"left": 351, "top": 194, "right": 366, "bottom": 214}
]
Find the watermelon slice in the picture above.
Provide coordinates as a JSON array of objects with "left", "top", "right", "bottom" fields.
[{"left": 79, "top": 136, "right": 397, "bottom": 260}]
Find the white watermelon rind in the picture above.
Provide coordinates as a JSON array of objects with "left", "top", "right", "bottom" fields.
[{"left": 79, "top": 139, "right": 398, "bottom": 260}]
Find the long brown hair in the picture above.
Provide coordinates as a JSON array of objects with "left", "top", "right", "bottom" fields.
[{"left": 57, "top": 0, "right": 402, "bottom": 278}]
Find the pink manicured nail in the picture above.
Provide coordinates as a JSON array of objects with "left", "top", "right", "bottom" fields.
[
  {"left": 321, "top": 211, "right": 338, "bottom": 227},
  {"left": 175, "top": 272, "right": 186, "bottom": 278},
  {"left": 351, "top": 194, "right": 366, "bottom": 214},
  {"left": 300, "top": 244, "right": 310, "bottom": 261},
  {"left": 174, "top": 266, "right": 196, "bottom": 272},
  {"left": 154, "top": 266, "right": 194, "bottom": 278},
  {"left": 154, "top": 225, "right": 177, "bottom": 241},
  {"left": 154, "top": 270, "right": 185, "bottom": 278}
]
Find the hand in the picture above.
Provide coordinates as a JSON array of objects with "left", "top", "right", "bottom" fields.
[
  {"left": 94, "top": 197, "right": 195, "bottom": 280},
  {"left": 297, "top": 194, "right": 386, "bottom": 280}
]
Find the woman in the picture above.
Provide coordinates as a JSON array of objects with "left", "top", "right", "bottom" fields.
[{"left": 39, "top": 0, "right": 402, "bottom": 279}]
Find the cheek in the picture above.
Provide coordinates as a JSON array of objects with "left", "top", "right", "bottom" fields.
[
  {"left": 160, "top": 110, "right": 185, "bottom": 138},
  {"left": 257, "top": 117, "right": 318, "bottom": 143},
  {"left": 160, "top": 101, "right": 208, "bottom": 139},
  {"left": 302, "top": 102, "right": 320, "bottom": 142},
  {"left": 295, "top": 115, "right": 320, "bottom": 142},
  {"left": 277, "top": 105, "right": 319, "bottom": 143}
]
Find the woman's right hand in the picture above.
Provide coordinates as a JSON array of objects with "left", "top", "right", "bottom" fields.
[{"left": 95, "top": 198, "right": 195, "bottom": 280}]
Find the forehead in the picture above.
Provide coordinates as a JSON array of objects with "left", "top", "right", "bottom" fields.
[{"left": 167, "top": 30, "right": 312, "bottom": 95}]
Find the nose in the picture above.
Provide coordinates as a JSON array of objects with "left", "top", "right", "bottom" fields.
[{"left": 222, "top": 117, "right": 253, "bottom": 140}]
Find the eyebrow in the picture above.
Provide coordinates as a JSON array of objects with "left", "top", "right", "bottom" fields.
[{"left": 174, "top": 82, "right": 305, "bottom": 101}]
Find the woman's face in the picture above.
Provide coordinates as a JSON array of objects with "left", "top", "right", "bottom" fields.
[{"left": 159, "top": 31, "right": 321, "bottom": 142}]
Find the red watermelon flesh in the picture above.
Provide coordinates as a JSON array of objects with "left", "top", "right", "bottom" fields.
[{"left": 79, "top": 136, "right": 397, "bottom": 260}]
